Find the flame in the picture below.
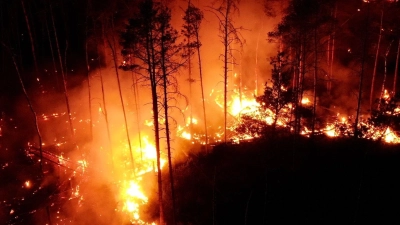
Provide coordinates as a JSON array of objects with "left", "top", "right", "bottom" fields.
[
  {"left": 121, "top": 180, "right": 148, "bottom": 222},
  {"left": 301, "top": 97, "right": 310, "bottom": 105},
  {"left": 384, "top": 127, "right": 400, "bottom": 143}
]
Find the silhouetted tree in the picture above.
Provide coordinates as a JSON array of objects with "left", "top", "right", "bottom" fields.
[
  {"left": 182, "top": 1, "right": 209, "bottom": 149},
  {"left": 120, "top": 1, "right": 183, "bottom": 223},
  {"left": 210, "top": 0, "right": 242, "bottom": 143}
]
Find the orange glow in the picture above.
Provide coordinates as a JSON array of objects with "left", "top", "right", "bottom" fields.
[
  {"left": 301, "top": 97, "right": 310, "bottom": 105},
  {"left": 24, "top": 180, "right": 31, "bottom": 188}
]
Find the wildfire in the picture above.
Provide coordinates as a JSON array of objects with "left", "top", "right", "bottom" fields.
[
  {"left": 12, "top": 76, "right": 400, "bottom": 225},
  {"left": 121, "top": 180, "right": 148, "bottom": 222}
]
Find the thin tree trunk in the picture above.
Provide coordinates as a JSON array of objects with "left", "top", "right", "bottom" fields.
[
  {"left": 2, "top": 41, "right": 52, "bottom": 224},
  {"left": 195, "top": 28, "right": 208, "bottom": 150},
  {"left": 354, "top": 2, "right": 370, "bottom": 139},
  {"left": 329, "top": 4, "right": 337, "bottom": 94},
  {"left": 85, "top": 0, "right": 93, "bottom": 141},
  {"left": 160, "top": 12, "right": 176, "bottom": 224},
  {"left": 131, "top": 71, "right": 143, "bottom": 160},
  {"left": 1, "top": 42, "right": 43, "bottom": 173},
  {"left": 223, "top": 1, "right": 231, "bottom": 143},
  {"left": 327, "top": 33, "right": 330, "bottom": 91},
  {"left": 255, "top": 23, "right": 263, "bottom": 96},
  {"left": 369, "top": 9, "right": 384, "bottom": 113},
  {"left": 100, "top": 22, "right": 113, "bottom": 162},
  {"left": 45, "top": 16, "right": 59, "bottom": 90},
  {"left": 312, "top": 16, "right": 318, "bottom": 137},
  {"left": 146, "top": 27, "right": 164, "bottom": 225},
  {"left": 188, "top": 32, "right": 194, "bottom": 141},
  {"left": 393, "top": 38, "right": 400, "bottom": 95},
  {"left": 21, "top": 0, "right": 38, "bottom": 73},
  {"left": 107, "top": 32, "right": 135, "bottom": 173},
  {"left": 378, "top": 41, "right": 393, "bottom": 110},
  {"left": 49, "top": 3, "right": 74, "bottom": 137},
  {"left": 161, "top": 53, "right": 176, "bottom": 225}
]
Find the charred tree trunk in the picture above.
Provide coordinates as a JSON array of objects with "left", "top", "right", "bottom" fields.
[
  {"left": 99, "top": 22, "right": 113, "bottom": 162},
  {"left": 378, "top": 41, "right": 393, "bottom": 110},
  {"left": 187, "top": 31, "right": 194, "bottom": 140},
  {"left": 85, "top": 2, "right": 93, "bottom": 141},
  {"left": 327, "top": 3, "right": 337, "bottom": 95},
  {"left": 159, "top": 11, "right": 176, "bottom": 223},
  {"left": 370, "top": 9, "right": 384, "bottom": 113},
  {"left": 161, "top": 51, "right": 176, "bottom": 225},
  {"left": 131, "top": 69, "right": 143, "bottom": 160},
  {"left": 354, "top": 2, "right": 370, "bottom": 139},
  {"left": 312, "top": 15, "right": 318, "bottom": 137},
  {"left": 1, "top": 42, "right": 43, "bottom": 173},
  {"left": 195, "top": 28, "right": 208, "bottom": 150},
  {"left": 107, "top": 29, "right": 135, "bottom": 173},
  {"left": 1, "top": 41, "right": 51, "bottom": 225},
  {"left": 49, "top": 3, "right": 75, "bottom": 137},
  {"left": 223, "top": 1, "right": 231, "bottom": 144},
  {"left": 146, "top": 26, "right": 164, "bottom": 225},
  {"left": 393, "top": 38, "right": 400, "bottom": 95},
  {"left": 184, "top": 2, "right": 208, "bottom": 149},
  {"left": 45, "top": 16, "right": 59, "bottom": 90},
  {"left": 21, "top": 0, "right": 38, "bottom": 73}
]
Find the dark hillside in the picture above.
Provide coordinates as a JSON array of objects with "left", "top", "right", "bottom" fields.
[{"left": 157, "top": 136, "right": 400, "bottom": 225}]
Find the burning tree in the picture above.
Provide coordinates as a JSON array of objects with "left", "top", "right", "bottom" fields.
[
  {"left": 268, "top": 0, "right": 337, "bottom": 135},
  {"left": 234, "top": 51, "right": 294, "bottom": 139},
  {"left": 210, "top": 0, "right": 243, "bottom": 143},
  {"left": 120, "top": 0, "right": 183, "bottom": 223},
  {"left": 259, "top": 52, "right": 294, "bottom": 131},
  {"left": 182, "top": 1, "right": 208, "bottom": 149}
]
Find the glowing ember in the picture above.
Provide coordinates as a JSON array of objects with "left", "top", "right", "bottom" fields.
[{"left": 24, "top": 180, "right": 31, "bottom": 188}]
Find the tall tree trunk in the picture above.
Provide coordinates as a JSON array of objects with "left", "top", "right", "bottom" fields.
[
  {"left": 1, "top": 42, "right": 43, "bottom": 173},
  {"left": 161, "top": 51, "right": 176, "bottom": 225},
  {"left": 378, "top": 41, "right": 393, "bottom": 110},
  {"left": 146, "top": 27, "right": 164, "bottom": 225},
  {"left": 160, "top": 9, "right": 176, "bottom": 223},
  {"left": 195, "top": 26, "right": 208, "bottom": 150},
  {"left": 131, "top": 70, "right": 143, "bottom": 160},
  {"left": 45, "top": 16, "right": 59, "bottom": 90},
  {"left": 85, "top": 2, "right": 93, "bottom": 141},
  {"left": 21, "top": 0, "right": 38, "bottom": 73},
  {"left": 49, "top": 3, "right": 74, "bottom": 137},
  {"left": 188, "top": 30, "right": 194, "bottom": 141},
  {"left": 329, "top": 4, "right": 337, "bottom": 94},
  {"left": 100, "top": 22, "right": 113, "bottom": 163},
  {"left": 223, "top": 0, "right": 231, "bottom": 143},
  {"left": 255, "top": 23, "right": 263, "bottom": 97},
  {"left": 107, "top": 27, "right": 135, "bottom": 173},
  {"left": 327, "top": 3, "right": 337, "bottom": 95},
  {"left": 369, "top": 9, "right": 384, "bottom": 113},
  {"left": 2, "top": 41, "right": 51, "bottom": 224},
  {"left": 354, "top": 2, "right": 370, "bottom": 139},
  {"left": 312, "top": 15, "right": 318, "bottom": 137},
  {"left": 393, "top": 38, "right": 400, "bottom": 95}
]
